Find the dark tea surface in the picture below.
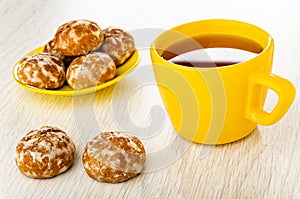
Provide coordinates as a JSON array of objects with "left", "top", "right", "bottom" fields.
[
  {"left": 168, "top": 47, "right": 258, "bottom": 68},
  {"left": 171, "top": 61, "right": 240, "bottom": 67}
]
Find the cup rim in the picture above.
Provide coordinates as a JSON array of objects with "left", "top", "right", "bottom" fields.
[{"left": 150, "top": 19, "right": 274, "bottom": 70}]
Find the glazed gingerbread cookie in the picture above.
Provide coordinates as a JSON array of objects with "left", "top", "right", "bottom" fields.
[
  {"left": 66, "top": 52, "right": 116, "bottom": 89},
  {"left": 43, "top": 39, "right": 64, "bottom": 60},
  {"left": 43, "top": 39, "right": 76, "bottom": 68},
  {"left": 53, "top": 19, "right": 104, "bottom": 56},
  {"left": 15, "top": 126, "right": 76, "bottom": 179},
  {"left": 99, "top": 27, "right": 135, "bottom": 66},
  {"left": 82, "top": 131, "right": 146, "bottom": 183},
  {"left": 16, "top": 53, "right": 65, "bottom": 89}
]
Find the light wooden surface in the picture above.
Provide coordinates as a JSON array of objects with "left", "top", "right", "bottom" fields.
[{"left": 0, "top": 0, "right": 299, "bottom": 198}]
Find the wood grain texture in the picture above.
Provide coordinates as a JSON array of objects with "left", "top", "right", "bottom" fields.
[{"left": 0, "top": 0, "right": 299, "bottom": 198}]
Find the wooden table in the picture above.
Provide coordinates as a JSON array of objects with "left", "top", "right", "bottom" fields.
[{"left": 0, "top": 0, "right": 299, "bottom": 198}]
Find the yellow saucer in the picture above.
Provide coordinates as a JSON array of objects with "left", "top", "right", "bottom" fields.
[{"left": 12, "top": 46, "right": 140, "bottom": 96}]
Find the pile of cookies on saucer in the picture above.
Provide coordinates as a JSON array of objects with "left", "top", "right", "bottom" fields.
[{"left": 16, "top": 19, "right": 135, "bottom": 90}]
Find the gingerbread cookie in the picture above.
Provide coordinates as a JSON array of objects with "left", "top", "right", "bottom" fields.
[
  {"left": 15, "top": 126, "right": 76, "bottom": 179},
  {"left": 43, "top": 40, "right": 76, "bottom": 68},
  {"left": 43, "top": 39, "right": 64, "bottom": 60},
  {"left": 16, "top": 53, "right": 65, "bottom": 89},
  {"left": 66, "top": 52, "right": 116, "bottom": 89},
  {"left": 53, "top": 19, "right": 104, "bottom": 56},
  {"left": 99, "top": 27, "right": 135, "bottom": 66},
  {"left": 82, "top": 131, "right": 146, "bottom": 183}
]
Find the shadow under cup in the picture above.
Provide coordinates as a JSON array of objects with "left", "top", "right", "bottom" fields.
[{"left": 150, "top": 19, "right": 295, "bottom": 145}]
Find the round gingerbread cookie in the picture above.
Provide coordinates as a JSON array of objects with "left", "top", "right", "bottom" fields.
[
  {"left": 99, "top": 27, "right": 135, "bottom": 66},
  {"left": 43, "top": 39, "right": 64, "bottom": 60},
  {"left": 82, "top": 131, "right": 146, "bottom": 183},
  {"left": 15, "top": 126, "right": 76, "bottom": 179},
  {"left": 16, "top": 53, "right": 65, "bottom": 89},
  {"left": 53, "top": 19, "right": 104, "bottom": 56},
  {"left": 66, "top": 52, "right": 116, "bottom": 89},
  {"left": 43, "top": 39, "right": 77, "bottom": 68}
]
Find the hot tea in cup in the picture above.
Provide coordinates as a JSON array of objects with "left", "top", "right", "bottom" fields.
[{"left": 150, "top": 19, "right": 295, "bottom": 144}]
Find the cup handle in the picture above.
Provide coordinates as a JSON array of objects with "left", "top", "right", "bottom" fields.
[{"left": 245, "top": 70, "right": 295, "bottom": 125}]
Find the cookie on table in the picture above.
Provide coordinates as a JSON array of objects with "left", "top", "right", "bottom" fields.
[
  {"left": 53, "top": 19, "right": 104, "bottom": 56},
  {"left": 99, "top": 27, "right": 135, "bottom": 66},
  {"left": 15, "top": 126, "right": 76, "bottom": 179},
  {"left": 16, "top": 53, "right": 65, "bottom": 89},
  {"left": 82, "top": 131, "right": 146, "bottom": 183},
  {"left": 66, "top": 52, "right": 116, "bottom": 89}
]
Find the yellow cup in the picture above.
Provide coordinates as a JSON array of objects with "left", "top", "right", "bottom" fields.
[{"left": 150, "top": 19, "right": 296, "bottom": 144}]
